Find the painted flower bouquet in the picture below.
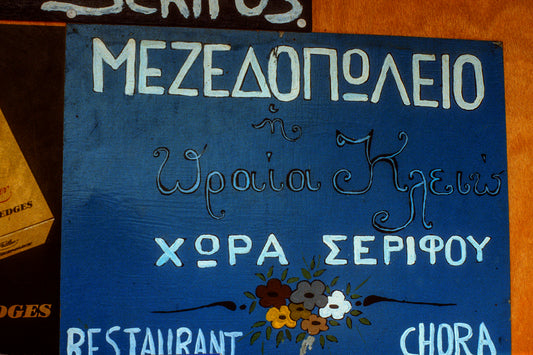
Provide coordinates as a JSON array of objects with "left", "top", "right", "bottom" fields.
[{"left": 243, "top": 256, "right": 371, "bottom": 352}]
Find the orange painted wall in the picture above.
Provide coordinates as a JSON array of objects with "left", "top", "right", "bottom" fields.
[{"left": 313, "top": 1, "right": 533, "bottom": 353}]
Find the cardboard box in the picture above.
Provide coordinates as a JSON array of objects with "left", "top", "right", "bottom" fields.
[{"left": 0, "top": 107, "right": 54, "bottom": 259}]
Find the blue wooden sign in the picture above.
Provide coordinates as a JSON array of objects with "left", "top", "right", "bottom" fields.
[{"left": 61, "top": 24, "right": 509, "bottom": 354}]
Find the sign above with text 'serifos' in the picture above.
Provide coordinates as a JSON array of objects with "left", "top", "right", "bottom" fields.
[
  {"left": 61, "top": 24, "right": 510, "bottom": 354},
  {"left": 0, "top": 0, "right": 311, "bottom": 31}
]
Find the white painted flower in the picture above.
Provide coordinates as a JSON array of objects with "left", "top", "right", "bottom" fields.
[{"left": 319, "top": 290, "right": 352, "bottom": 320}]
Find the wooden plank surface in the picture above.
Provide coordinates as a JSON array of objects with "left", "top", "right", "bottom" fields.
[
  {"left": 59, "top": 24, "right": 509, "bottom": 354},
  {"left": 0, "top": 1, "right": 530, "bottom": 352},
  {"left": 0, "top": 0, "right": 312, "bottom": 31},
  {"left": 313, "top": 1, "right": 532, "bottom": 353}
]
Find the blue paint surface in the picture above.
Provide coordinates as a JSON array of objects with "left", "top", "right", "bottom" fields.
[{"left": 61, "top": 24, "right": 509, "bottom": 354}]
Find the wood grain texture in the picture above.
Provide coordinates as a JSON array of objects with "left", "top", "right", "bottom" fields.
[
  {"left": 0, "top": 1, "right": 312, "bottom": 31},
  {"left": 0, "top": 2, "right": 529, "bottom": 352},
  {"left": 313, "top": 1, "right": 532, "bottom": 353}
]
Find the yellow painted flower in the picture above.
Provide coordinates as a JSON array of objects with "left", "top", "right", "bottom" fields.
[{"left": 266, "top": 305, "right": 297, "bottom": 329}]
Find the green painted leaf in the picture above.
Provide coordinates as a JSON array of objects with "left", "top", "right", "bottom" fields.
[
  {"left": 350, "top": 294, "right": 361, "bottom": 299},
  {"left": 266, "top": 326, "right": 272, "bottom": 340},
  {"left": 285, "top": 329, "right": 292, "bottom": 341},
  {"left": 359, "top": 317, "right": 371, "bottom": 325},
  {"left": 310, "top": 257, "right": 316, "bottom": 270},
  {"left": 244, "top": 291, "right": 256, "bottom": 299},
  {"left": 253, "top": 321, "right": 266, "bottom": 328},
  {"left": 329, "top": 320, "right": 340, "bottom": 326},
  {"left": 350, "top": 310, "right": 362, "bottom": 317},
  {"left": 313, "top": 269, "right": 326, "bottom": 277},
  {"left": 325, "top": 285, "right": 331, "bottom": 294},
  {"left": 276, "top": 331, "right": 284, "bottom": 347},
  {"left": 296, "top": 332, "right": 306, "bottom": 343},
  {"left": 256, "top": 273, "right": 266, "bottom": 281},
  {"left": 320, "top": 335, "right": 325, "bottom": 349},
  {"left": 331, "top": 276, "right": 339, "bottom": 286},
  {"left": 326, "top": 335, "right": 338, "bottom": 343},
  {"left": 249, "top": 301, "right": 256, "bottom": 314},
  {"left": 346, "top": 283, "right": 351, "bottom": 294},
  {"left": 250, "top": 332, "right": 261, "bottom": 345},
  {"left": 301, "top": 268, "right": 312, "bottom": 279},
  {"left": 281, "top": 269, "right": 288, "bottom": 281},
  {"left": 346, "top": 317, "right": 352, "bottom": 329},
  {"left": 354, "top": 276, "right": 370, "bottom": 291},
  {"left": 287, "top": 277, "right": 299, "bottom": 283},
  {"left": 267, "top": 266, "right": 274, "bottom": 278}
]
